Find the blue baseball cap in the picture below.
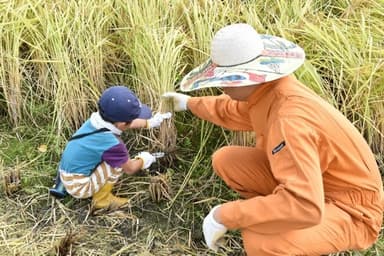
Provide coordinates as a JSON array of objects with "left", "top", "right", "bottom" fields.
[{"left": 98, "top": 86, "right": 152, "bottom": 122}]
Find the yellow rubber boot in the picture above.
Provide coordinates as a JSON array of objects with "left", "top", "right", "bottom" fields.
[{"left": 92, "top": 182, "right": 128, "bottom": 210}]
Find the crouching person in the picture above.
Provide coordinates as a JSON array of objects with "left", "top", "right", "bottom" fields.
[{"left": 51, "top": 85, "right": 171, "bottom": 210}]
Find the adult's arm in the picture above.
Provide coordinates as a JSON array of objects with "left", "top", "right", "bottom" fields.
[{"left": 188, "top": 94, "right": 254, "bottom": 131}]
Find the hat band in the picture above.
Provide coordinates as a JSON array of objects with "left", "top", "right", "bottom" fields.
[{"left": 216, "top": 54, "right": 261, "bottom": 68}]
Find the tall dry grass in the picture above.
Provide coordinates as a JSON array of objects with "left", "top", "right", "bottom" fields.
[
  {"left": 0, "top": 1, "right": 383, "bottom": 255},
  {"left": 0, "top": 1, "right": 27, "bottom": 125},
  {"left": 0, "top": 0, "right": 382, "bottom": 153}
]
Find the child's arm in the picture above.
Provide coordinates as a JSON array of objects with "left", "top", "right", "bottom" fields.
[
  {"left": 120, "top": 158, "right": 145, "bottom": 174},
  {"left": 128, "top": 118, "right": 147, "bottom": 129},
  {"left": 120, "top": 151, "right": 157, "bottom": 174},
  {"left": 128, "top": 112, "right": 172, "bottom": 129}
]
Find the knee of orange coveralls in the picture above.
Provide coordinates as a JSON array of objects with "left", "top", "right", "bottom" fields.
[
  {"left": 211, "top": 146, "right": 232, "bottom": 177},
  {"left": 212, "top": 146, "right": 277, "bottom": 198},
  {"left": 211, "top": 146, "right": 252, "bottom": 198},
  {"left": 241, "top": 229, "right": 315, "bottom": 256},
  {"left": 241, "top": 229, "right": 289, "bottom": 256}
]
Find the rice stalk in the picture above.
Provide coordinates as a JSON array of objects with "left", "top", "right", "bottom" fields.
[
  {"left": 54, "top": 228, "right": 78, "bottom": 256},
  {"left": 0, "top": 1, "right": 30, "bottom": 125},
  {"left": 180, "top": 0, "right": 240, "bottom": 68},
  {"left": 181, "top": 1, "right": 259, "bottom": 147},
  {"left": 291, "top": 8, "right": 384, "bottom": 153},
  {"left": 20, "top": 0, "right": 118, "bottom": 139},
  {"left": 116, "top": 1, "right": 187, "bottom": 161},
  {"left": 230, "top": 131, "right": 256, "bottom": 147},
  {"left": 148, "top": 173, "right": 171, "bottom": 202},
  {"left": 167, "top": 120, "right": 217, "bottom": 208}
]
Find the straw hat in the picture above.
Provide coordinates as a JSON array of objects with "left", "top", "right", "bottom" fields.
[{"left": 180, "top": 23, "right": 305, "bottom": 92}]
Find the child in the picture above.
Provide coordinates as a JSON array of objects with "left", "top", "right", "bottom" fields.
[{"left": 50, "top": 85, "right": 171, "bottom": 210}]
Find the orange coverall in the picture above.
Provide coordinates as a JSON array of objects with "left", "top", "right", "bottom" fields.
[{"left": 187, "top": 75, "right": 384, "bottom": 255}]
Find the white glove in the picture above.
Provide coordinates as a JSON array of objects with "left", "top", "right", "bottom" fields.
[
  {"left": 135, "top": 151, "right": 156, "bottom": 169},
  {"left": 162, "top": 92, "right": 191, "bottom": 112},
  {"left": 203, "top": 205, "right": 227, "bottom": 252},
  {"left": 146, "top": 112, "right": 172, "bottom": 128}
]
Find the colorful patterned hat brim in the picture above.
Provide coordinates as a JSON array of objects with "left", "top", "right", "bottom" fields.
[{"left": 180, "top": 35, "right": 305, "bottom": 92}]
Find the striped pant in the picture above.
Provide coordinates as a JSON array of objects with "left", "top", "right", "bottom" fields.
[{"left": 60, "top": 162, "right": 124, "bottom": 199}]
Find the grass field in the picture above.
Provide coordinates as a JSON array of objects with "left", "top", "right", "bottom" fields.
[{"left": 0, "top": 0, "right": 383, "bottom": 255}]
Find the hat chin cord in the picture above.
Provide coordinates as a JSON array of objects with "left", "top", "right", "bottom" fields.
[{"left": 215, "top": 54, "right": 262, "bottom": 68}]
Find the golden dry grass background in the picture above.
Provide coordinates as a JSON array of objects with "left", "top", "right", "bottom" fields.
[{"left": 0, "top": 0, "right": 383, "bottom": 255}]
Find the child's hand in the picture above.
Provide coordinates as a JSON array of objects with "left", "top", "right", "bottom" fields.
[
  {"left": 146, "top": 112, "right": 172, "bottom": 128},
  {"left": 135, "top": 152, "right": 157, "bottom": 169}
]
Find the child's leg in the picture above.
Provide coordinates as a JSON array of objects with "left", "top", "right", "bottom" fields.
[{"left": 60, "top": 162, "right": 124, "bottom": 198}]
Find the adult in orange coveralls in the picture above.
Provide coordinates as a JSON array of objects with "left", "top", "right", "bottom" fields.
[{"left": 163, "top": 23, "right": 384, "bottom": 255}]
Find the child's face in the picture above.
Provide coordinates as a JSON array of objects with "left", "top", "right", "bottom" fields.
[{"left": 114, "top": 121, "right": 132, "bottom": 131}]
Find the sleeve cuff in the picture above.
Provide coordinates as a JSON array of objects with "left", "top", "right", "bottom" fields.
[
  {"left": 217, "top": 200, "right": 242, "bottom": 229},
  {"left": 210, "top": 205, "right": 227, "bottom": 229}
]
